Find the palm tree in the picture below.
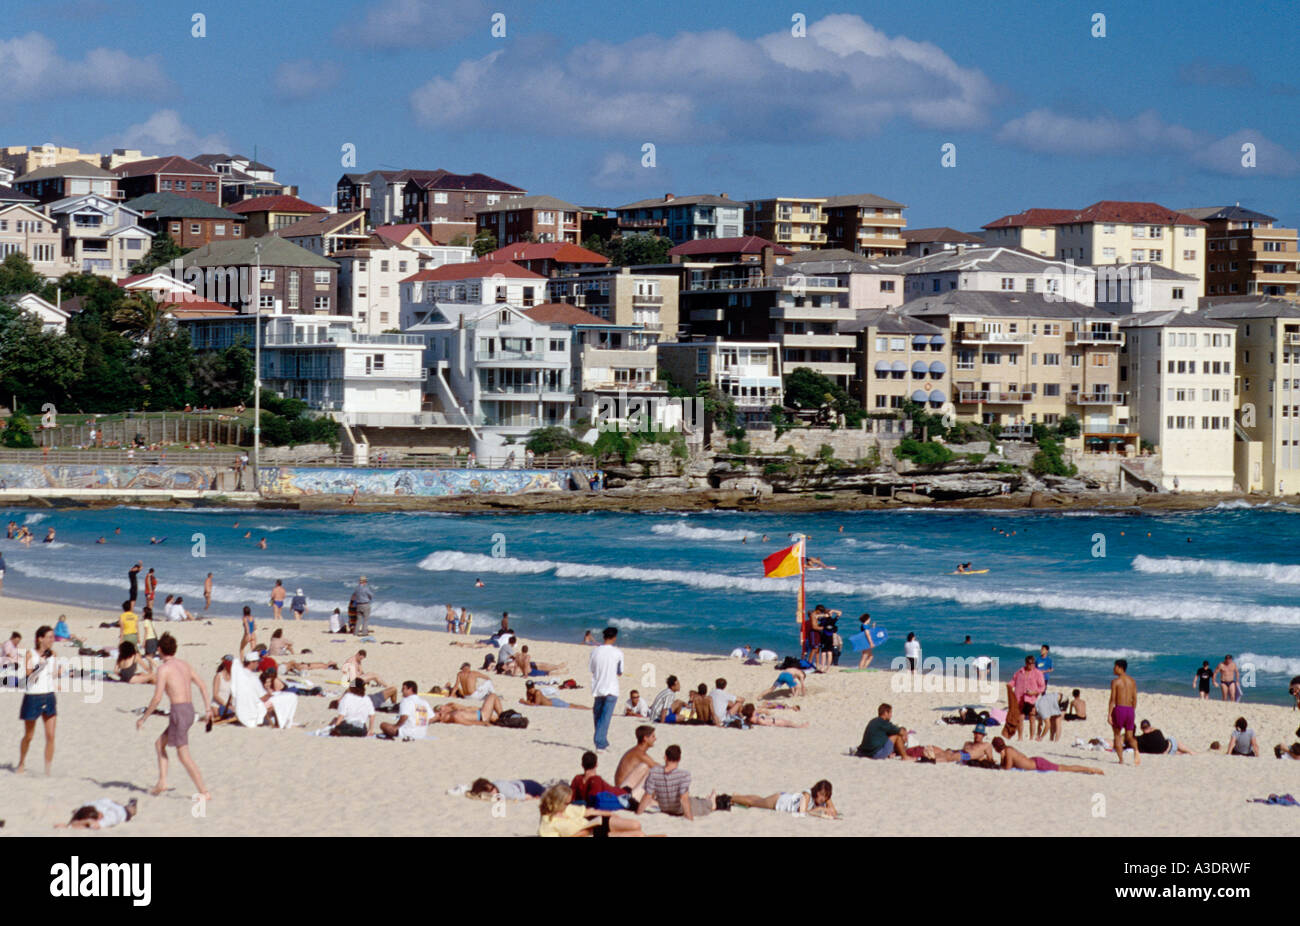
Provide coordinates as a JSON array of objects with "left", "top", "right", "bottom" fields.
[{"left": 112, "top": 292, "right": 167, "bottom": 345}]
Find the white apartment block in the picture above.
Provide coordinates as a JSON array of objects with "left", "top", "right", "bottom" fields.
[
  {"left": 337, "top": 241, "right": 473, "bottom": 336},
  {"left": 1094, "top": 264, "right": 1198, "bottom": 314},
  {"left": 658, "top": 339, "right": 783, "bottom": 426},
  {"left": 894, "top": 247, "right": 1096, "bottom": 306},
  {"left": 398, "top": 260, "right": 548, "bottom": 330},
  {"left": 1120, "top": 311, "right": 1237, "bottom": 491}
]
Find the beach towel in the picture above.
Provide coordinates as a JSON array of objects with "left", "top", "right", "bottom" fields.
[
  {"left": 267, "top": 691, "right": 298, "bottom": 729},
  {"left": 1002, "top": 684, "right": 1021, "bottom": 736},
  {"left": 229, "top": 660, "right": 267, "bottom": 728}
]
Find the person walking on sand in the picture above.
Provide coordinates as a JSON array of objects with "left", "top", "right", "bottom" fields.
[
  {"left": 589, "top": 626, "right": 623, "bottom": 752},
  {"left": 1109, "top": 659, "right": 1141, "bottom": 766},
  {"left": 136, "top": 633, "right": 212, "bottom": 800},
  {"left": 17, "top": 625, "right": 60, "bottom": 774},
  {"left": 1213, "top": 655, "right": 1241, "bottom": 702},
  {"left": 270, "top": 580, "right": 286, "bottom": 621},
  {"left": 203, "top": 573, "right": 213, "bottom": 611},
  {"left": 351, "top": 576, "right": 374, "bottom": 636}
]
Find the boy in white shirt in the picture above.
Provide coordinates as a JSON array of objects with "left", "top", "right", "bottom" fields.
[{"left": 625, "top": 689, "right": 650, "bottom": 718}]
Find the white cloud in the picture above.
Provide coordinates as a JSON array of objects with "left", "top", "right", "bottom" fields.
[
  {"left": 273, "top": 59, "right": 343, "bottom": 100},
  {"left": 408, "top": 15, "right": 1000, "bottom": 141},
  {"left": 0, "top": 32, "right": 169, "bottom": 101},
  {"left": 346, "top": 0, "right": 488, "bottom": 49},
  {"left": 998, "top": 108, "right": 1298, "bottom": 177},
  {"left": 589, "top": 151, "right": 664, "bottom": 191},
  {"left": 93, "top": 110, "right": 229, "bottom": 157}
]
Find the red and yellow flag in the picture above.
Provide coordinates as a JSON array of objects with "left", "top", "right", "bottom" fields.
[{"left": 762, "top": 538, "right": 805, "bottom": 578}]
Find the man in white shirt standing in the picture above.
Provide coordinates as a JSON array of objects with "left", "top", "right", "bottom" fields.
[{"left": 589, "top": 626, "right": 623, "bottom": 751}]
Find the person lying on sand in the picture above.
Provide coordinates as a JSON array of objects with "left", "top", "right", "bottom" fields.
[
  {"left": 1136, "top": 719, "right": 1196, "bottom": 755},
  {"left": 522, "top": 680, "right": 587, "bottom": 710},
  {"left": 514, "top": 646, "right": 565, "bottom": 678},
  {"left": 55, "top": 798, "right": 138, "bottom": 830},
  {"left": 468, "top": 777, "right": 544, "bottom": 800},
  {"left": 433, "top": 694, "right": 505, "bottom": 725},
  {"left": 538, "top": 783, "right": 648, "bottom": 837},
  {"left": 992, "top": 737, "right": 1104, "bottom": 775},
  {"left": 739, "top": 703, "right": 807, "bottom": 728},
  {"left": 731, "top": 780, "right": 837, "bottom": 819}
]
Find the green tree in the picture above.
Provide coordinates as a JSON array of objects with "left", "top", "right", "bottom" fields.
[
  {"left": 472, "top": 230, "right": 498, "bottom": 257},
  {"left": 0, "top": 252, "right": 47, "bottom": 299},
  {"left": 784, "top": 367, "right": 864, "bottom": 427},
  {"left": 130, "top": 231, "right": 189, "bottom": 275},
  {"left": 447, "top": 232, "right": 472, "bottom": 247},
  {"left": 1030, "top": 438, "right": 1077, "bottom": 476},
  {"left": 1, "top": 411, "right": 35, "bottom": 448},
  {"left": 112, "top": 292, "right": 168, "bottom": 343},
  {"left": 1056, "top": 415, "right": 1081, "bottom": 438},
  {"left": 133, "top": 322, "right": 195, "bottom": 409},
  {"left": 525, "top": 425, "right": 590, "bottom": 455},
  {"left": 0, "top": 309, "right": 86, "bottom": 410},
  {"left": 606, "top": 235, "right": 672, "bottom": 266},
  {"left": 193, "top": 342, "right": 253, "bottom": 407}
]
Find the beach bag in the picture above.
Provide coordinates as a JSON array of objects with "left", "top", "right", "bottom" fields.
[
  {"left": 590, "top": 791, "right": 627, "bottom": 812},
  {"left": 331, "top": 721, "right": 367, "bottom": 737},
  {"left": 494, "top": 710, "right": 529, "bottom": 729},
  {"left": 559, "top": 678, "right": 579, "bottom": 689},
  {"left": 778, "top": 656, "right": 802, "bottom": 670}
]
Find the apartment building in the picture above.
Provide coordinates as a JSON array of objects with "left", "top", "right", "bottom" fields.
[
  {"left": 0, "top": 144, "right": 104, "bottom": 177},
  {"left": 894, "top": 246, "right": 1097, "bottom": 306},
  {"left": 1093, "top": 263, "right": 1197, "bottom": 314},
  {"left": 273, "top": 212, "right": 369, "bottom": 256},
  {"left": 746, "top": 197, "right": 827, "bottom": 249},
  {"left": 902, "top": 290, "right": 1131, "bottom": 446},
  {"left": 182, "top": 312, "right": 425, "bottom": 417},
  {"left": 658, "top": 339, "right": 783, "bottom": 426},
  {"left": 1119, "top": 311, "right": 1236, "bottom": 490},
  {"left": 669, "top": 236, "right": 792, "bottom": 265},
  {"left": 124, "top": 192, "right": 246, "bottom": 248},
  {"left": 782, "top": 250, "right": 904, "bottom": 310},
  {"left": 613, "top": 193, "right": 747, "bottom": 244},
  {"left": 476, "top": 195, "right": 583, "bottom": 245},
  {"left": 902, "top": 227, "right": 984, "bottom": 257},
  {"left": 337, "top": 168, "right": 525, "bottom": 235},
  {"left": 546, "top": 266, "right": 679, "bottom": 341},
  {"left": 842, "top": 310, "right": 951, "bottom": 415},
  {"left": 0, "top": 203, "right": 69, "bottom": 276},
  {"left": 192, "top": 154, "right": 294, "bottom": 205},
  {"left": 1201, "top": 296, "right": 1300, "bottom": 494},
  {"left": 822, "top": 194, "right": 907, "bottom": 258},
  {"left": 227, "top": 195, "right": 327, "bottom": 237},
  {"left": 398, "top": 260, "right": 549, "bottom": 330},
  {"left": 984, "top": 202, "right": 1206, "bottom": 293},
  {"left": 45, "top": 194, "right": 152, "bottom": 278},
  {"left": 486, "top": 242, "right": 608, "bottom": 278},
  {"left": 13, "top": 161, "right": 119, "bottom": 205},
  {"left": 406, "top": 300, "right": 575, "bottom": 457},
  {"left": 114, "top": 156, "right": 221, "bottom": 205},
  {"left": 335, "top": 237, "right": 472, "bottom": 336},
  {"left": 180, "top": 236, "right": 338, "bottom": 315},
  {"left": 1179, "top": 205, "right": 1299, "bottom": 301}
]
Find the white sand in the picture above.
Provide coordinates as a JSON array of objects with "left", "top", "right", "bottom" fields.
[{"left": 3, "top": 597, "right": 1298, "bottom": 836}]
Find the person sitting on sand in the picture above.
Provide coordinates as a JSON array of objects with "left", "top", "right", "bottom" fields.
[
  {"left": 434, "top": 694, "right": 506, "bottom": 726},
  {"left": 514, "top": 645, "right": 566, "bottom": 678},
  {"left": 1228, "top": 716, "right": 1259, "bottom": 756},
  {"left": 1064, "top": 689, "right": 1087, "bottom": 721},
  {"left": 570, "top": 751, "right": 625, "bottom": 807},
  {"left": 992, "top": 737, "right": 1104, "bottom": 775},
  {"left": 210, "top": 657, "right": 237, "bottom": 723},
  {"left": 731, "top": 780, "right": 837, "bottom": 819},
  {"left": 340, "top": 650, "right": 385, "bottom": 688},
  {"left": 452, "top": 663, "right": 495, "bottom": 700},
  {"left": 709, "top": 678, "right": 743, "bottom": 726},
  {"left": 739, "top": 703, "right": 807, "bottom": 729},
  {"left": 856, "top": 702, "right": 908, "bottom": 760},
  {"left": 55, "top": 798, "right": 138, "bottom": 830},
  {"left": 686, "top": 684, "right": 717, "bottom": 725},
  {"left": 522, "top": 680, "right": 587, "bottom": 710},
  {"left": 1273, "top": 743, "right": 1300, "bottom": 760},
  {"left": 615, "top": 726, "right": 660, "bottom": 800},
  {"left": 267, "top": 629, "right": 294, "bottom": 658},
  {"left": 648, "top": 676, "right": 686, "bottom": 723},
  {"left": 635, "top": 744, "right": 720, "bottom": 820},
  {"left": 468, "top": 777, "right": 544, "bottom": 800},
  {"left": 582, "top": 630, "right": 596, "bottom": 645},
  {"left": 1136, "top": 719, "right": 1196, "bottom": 756},
  {"left": 761, "top": 667, "right": 806, "bottom": 699},
  {"left": 114, "top": 641, "right": 155, "bottom": 685},
  {"left": 379, "top": 681, "right": 432, "bottom": 740},
  {"left": 537, "top": 783, "right": 649, "bottom": 837},
  {"left": 329, "top": 680, "right": 377, "bottom": 737}
]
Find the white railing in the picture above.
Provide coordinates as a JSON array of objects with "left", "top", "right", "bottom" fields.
[{"left": 687, "top": 275, "right": 840, "bottom": 292}]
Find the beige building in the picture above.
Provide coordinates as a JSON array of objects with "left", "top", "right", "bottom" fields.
[
  {"left": 984, "top": 202, "right": 1206, "bottom": 294},
  {"left": 546, "top": 266, "right": 680, "bottom": 344},
  {"left": 0, "top": 144, "right": 102, "bottom": 177},
  {"left": 822, "top": 194, "right": 906, "bottom": 258},
  {"left": 903, "top": 290, "right": 1131, "bottom": 447},
  {"left": 1202, "top": 297, "right": 1300, "bottom": 494},
  {"left": 843, "top": 310, "right": 951, "bottom": 415},
  {"left": 0, "top": 203, "right": 71, "bottom": 276},
  {"left": 746, "top": 198, "right": 828, "bottom": 249},
  {"left": 1119, "top": 311, "right": 1237, "bottom": 490}
]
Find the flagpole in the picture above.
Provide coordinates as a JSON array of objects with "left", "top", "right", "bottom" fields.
[{"left": 795, "top": 533, "right": 807, "bottom": 656}]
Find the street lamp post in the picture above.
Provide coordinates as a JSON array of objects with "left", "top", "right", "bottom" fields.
[{"left": 253, "top": 242, "right": 262, "bottom": 495}]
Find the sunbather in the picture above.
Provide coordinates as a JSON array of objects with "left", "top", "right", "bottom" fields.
[
  {"left": 522, "top": 680, "right": 587, "bottom": 710},
  {"left": 433, "top": 693, "right": 505, "bottom": 725},
  {"left": 730, "top": 780, "right": 837, "bottom": 819},
  {"left": 739, "top": 703, "right": 807, "bottom": 728},
  {"left": 55, "top": 798, "right": 139, "bottom": 829},
  {"left": 992, "top": 737, "right": 1104, "bottom": 775}
]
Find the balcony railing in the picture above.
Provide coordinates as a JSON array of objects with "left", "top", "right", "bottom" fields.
[
  {"left": 1082, "top": 422, "right": 1136, "bottom": 435},
  {"left": 999, "top": 424, "right": 1034, "bottom": 440},
  {"left": 687, "top": 275, "right": 840, "bottom": 292},
  {"left": 1070, "top": 391, "right": 1126, "bottom": 405},
  {"left": 1066, "top": 331, "right": 1124, "bottom": 345},
  {"left": 958, "top": 331, "right": 1033, "bottom": 344},
  {"left": 959, "top": 390, "right": 1033, "bottom": 403},
  {"left": 474, "top": 350, "right": 546, "bottom": 362}
]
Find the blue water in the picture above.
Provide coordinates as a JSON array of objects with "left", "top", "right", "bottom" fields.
[{"left": 4, "top": 503, "right": 1300, "bottom": 705}]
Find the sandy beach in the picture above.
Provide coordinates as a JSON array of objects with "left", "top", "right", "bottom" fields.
[{"left": 4, "top": 595, "right": 1298, "bottom": 837}]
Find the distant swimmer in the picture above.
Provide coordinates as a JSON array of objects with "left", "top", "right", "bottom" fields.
[
  {"left": 114, "top": 527, "right": 121, "bottom": 535},
  {"left": 962, "top": 635, "right": 972, "bottom": 645},
  {"left": 43, "top": 528, "right": 55, "bottom": 543},
  {"left": 96, "top": 537, "right": 107, "bottom": 544},
  {"left": 203, "top": 573, "right": 213, "bottom": 611},
  {"left": 243, "top": 531, "right": 251, "bottom": 539},
  {"left": 762, "top": 535, "right": 769, "bottom": 542},
  {"left": 838, "top": 525, "right": 844, "bottom": 532},
  {"left": 474, "top": 579, "right": 485, "bottom": 588},
  {"left": 806, "top": 557, "right": 836, "bottom": 570},
  {"left": 233, "top": 522, "right": 239, "bottom": 528},
  {"left": 256, "top": 538, "right": 267, "bottom": 550},
  {"left": 955, "top": 562, "right": 973, "bottom": 574},
  {"left": 149, "top": 537, "right": 166, "bottom": 545}
]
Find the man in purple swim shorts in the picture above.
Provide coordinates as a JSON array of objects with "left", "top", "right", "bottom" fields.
[{"left": 1109, "top": 658, "right": 1142, "bottom": 765}]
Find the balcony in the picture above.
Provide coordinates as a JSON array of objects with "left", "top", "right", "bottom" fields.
[
  {"left": 780, "top": 359, "right": 855, "bottom": 377},
  {"left": 1070, "top": 391, "right": 1126, "bottom": 405},
  {"left": 959, "top": 390, "right": 1033, "bottom": 404},
  {"left": 999, "top": 424, "right": 1034, "bottom": 440},
  {"left": 1066, "top": 330, "right": 1124, "bottom": 345},
  {"left": 631, "top": 294, "right": 664, "bottom": 305},
  {"left": 686, "top": 275, "right": 841, "bottom": 292},
  {"left": 1284, "top": 333, "right": 1300, "bottom": 345},
  {"left": 479, "top": 384, "right": 543, "bottom": 396},
  {"left": 264, "top": 331, "right": 424, "bottom": 347},
  {"left": 958, "top": 331, "right": 1033, "bottom": 344},
  {"left": 1082, "top": 422, "right": 1136, "bottom": 435},
  {"left": 474, "top": 349, "right": 546, "bottom": 362},
  {"left": 770, "top": 304, "right": 855, "bottom": 321}
]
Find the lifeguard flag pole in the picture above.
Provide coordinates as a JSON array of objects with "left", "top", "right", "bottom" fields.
[{"left": 762, "top": 534, "right": 806, "bottom": 653}]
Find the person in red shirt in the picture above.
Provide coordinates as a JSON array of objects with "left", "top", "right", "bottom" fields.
[{"left": 570, "top": 750, "right": 622, "bottom": 806}]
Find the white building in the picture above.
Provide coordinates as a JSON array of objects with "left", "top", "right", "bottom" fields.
[
  {"left": 1120, "top": 311, "right": 1237, "bottom": 491},
  {"left": 336, "top": 237, "right": 472, "bottom": 336},
  {"left": 1094, "top": 263, "right": 1198, "bottom": 314},
  {"left": 399, "top": 259, "right": 548, "bottom": 330},
  {"left": 406, "top": 301, "right": 575, "bottom": 458},
  {"left": 9, "top": 293, "right": 69, "bottom": 332},
  {"left": 45, "top": 194, "right": 153, "bottom": 279},
  {"left": 658, "top": 339, "right": 784, "bottom": 426},
  {"left": 892, "top": 246, "right": 1097, "bottom": 306}
]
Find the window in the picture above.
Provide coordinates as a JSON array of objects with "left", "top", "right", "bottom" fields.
[
  {"left": 1043, "top": 353, "right": 1061, "bottom": 366},
  {"left": 875, "top": 337, "right": 888, "bottom": 352},
  {"left": 549, "top": 339, "right": 565, "bottom": 353},
  {"left": 214, "top": 224, "right": 226, "bottom": 236},
  {"left": 1182, "top": 250, "right": 1195, "bottom": 261},
  {"left": 697, "top": 349, "right": 708, "bottom": 374},
  {"left": 890, "top": 338, "right": 905, "bottom": 351},
  {"left": 1171, "top": 287, "right": 1184, "bottom": 300},
  {"left": 1071, "top": 354, "right": 1081, "bottom": 367},
  {"left": 259, "top": 294, "right": 274, "bottom": 309},
  {"left": 880, "top": 280, "right": 895, "bottom": 292},
  {"left": 260, "top": 268, "right": 275, "bottom": 282},
  {"left": 1042, "top": 383, "right": 1060, "bottom": 397},
  {"left": 161, "top": 180, "right": 172, "bottom": 190},
  {"left": 233, "top": 225, "right": 242, "bottom": 237},
  {"left": 190, "top": 223, "right": 200, "bottom": 235},
  {"left": 1001, "top": 277, "right": 1015, "bottom": 291},
  {"left": 206, "top": 182, "right": 217, "bottom": 192},
  {"left": 433, "top": 192, "right": 447, "bottom": 204},
  {"left": 1102, "top": 247, "right": 1116, "bottom": 260},
  {"left": 1131, "top": 249, "right": 1145, "bottom": 262},
  {"left": 314, "top": 296, "right": 329, "bottom": 310},
  {"left": 169, "top": 222, "right": 181, "bottom": 234},
  {"left": 1148, "top": 249, "right": 1162, "bottom": 262},
  {"left": 1025, "top": 279, "right": 1036, "bottom": 293},
  {"left": 314, "top": 270, "right": 330, "bottom": 285},
  {"left": 1103, "top": 225, "right": 1115, "bottom": 234}
]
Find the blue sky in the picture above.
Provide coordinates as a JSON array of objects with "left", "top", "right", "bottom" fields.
[{"left": 4, "top": 0, "right": 1297, "bottom": 230}]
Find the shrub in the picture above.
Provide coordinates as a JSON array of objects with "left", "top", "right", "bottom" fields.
[
  {"left": 727, "top": 438, "right": 750, "bottom": 456},
  {"left": 2, "top": 411, "right": 35, "bottom": 448},
  {"left": 1030, "top": 438, "right": 1077, "bottom": 477},
  {"left": 895, "top": 437, "right": 954, "bottom": 465}
]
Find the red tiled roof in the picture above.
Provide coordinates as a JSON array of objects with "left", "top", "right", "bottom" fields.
[
  {"left": 523, "top": 303, "right": 611, "bottom": 326},
  {"left": 984, "top": 202, "right": 1206, "bottom": 229},
  {"left": 399, "top": 259, "right": 545, "bottom": 284},
  {"left": 162, "top": 298, "right": 239, "bottom": 317},
  {"left": 669, "top": 236, "right": 793, "bottom": 257},
  {"left": 902, "top": 227, "right": 984, "bottom": 243},
  {"left": 982, "top": 209, "right": 1079, "bottom": 230},
  {"left": 486, "top": 242, "right": 609, "bottom": 265},
  {"left": 227, "top": 195, "right": 326, "bottom": 215},
  {"left": 114, "top": 156, "right": 218, "bottom": 178}
]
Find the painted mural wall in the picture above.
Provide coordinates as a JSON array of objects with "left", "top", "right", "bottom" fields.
[{"left": 0, "top": 464, "right": 596, "bottom": 496}]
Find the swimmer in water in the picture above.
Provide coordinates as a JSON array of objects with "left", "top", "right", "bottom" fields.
[
  {"left": 243, "top": 531, "right": 252, "bottom": 539},
  {"left": 474, "top": 579, "right": 485, "bottom": 588},
  {"left": 805, "top": 557, "right": 835, "bottom": 570},
  {"left": 114, "top": 527, "right": 121, "bottom": 535},
  {"left": 233, "top": 522, "right": 239, "bottom": 528},
  {"left": 96, "top": 537, "right": 107, "bottom": 544},
  {"left": 44, "top": 527, "right": 56, "bottom": 543},
  {"left": 741, "top": 536, "right": 747, "bottom": 544},
  {"left": 762, "top": 535, "right": 768, "bottom": 542},
  {"left": 149, "top": 537, "right": 166, "bottom": 545},
  {"left": 257, "top": 538, "right": 267, "bottom": 550}
]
